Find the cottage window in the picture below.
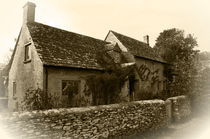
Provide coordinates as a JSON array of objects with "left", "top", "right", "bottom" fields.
[
  {"left": 24, "top": 43, "right": 31, "bottom": 62},
  {"left": 13, "top": 82, "right": 16, "bottom": 97},
  {"left": 62, "top": 80, "right": 80, "bottom": 96}
]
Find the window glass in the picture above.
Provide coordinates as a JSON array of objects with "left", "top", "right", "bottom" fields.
[
  {"left": 25, "top": 45, "right": 29, "bottom": 61},
  {"left": 62, "top": 80, "right": 80, "bottom": 96},
  {"left": 13, "top": 82, "right": 16, "bottom": 96},
  {"left": 24, "top": 43, "right": 31, "bottom": 61}
]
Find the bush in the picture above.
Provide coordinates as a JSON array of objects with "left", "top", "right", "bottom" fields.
[
  {"left": 21, "top": 88, "right": 53, "bottom": 110},
  {"left": 86, "top": 72, "right": 123, "bottom": 105}
]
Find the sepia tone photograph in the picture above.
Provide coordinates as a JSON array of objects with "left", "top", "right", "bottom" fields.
[{"left": 0, "top": 0, "right": 209, "bottom": 138}]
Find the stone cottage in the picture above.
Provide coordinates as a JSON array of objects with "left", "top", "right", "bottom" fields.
[
  {"left": 104, "top": 31, "right": 168, "bottom": 101},
  {"left": 8, "top": 2, "right": 170, "bottom": 111}
]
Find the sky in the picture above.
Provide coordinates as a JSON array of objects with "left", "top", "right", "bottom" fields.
[{"left": 0, "top": 0, "right": 210, "bottom": 63}]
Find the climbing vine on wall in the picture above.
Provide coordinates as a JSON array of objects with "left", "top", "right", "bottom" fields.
[
  {"left": 136, "top": 64, "right": 160, "bottom": 84},
  {"left": 86, "top": 60, "right": 135, "bottom": 105},
  {"left": 86, "top": 73, "right": 121, "bottom": 105}
]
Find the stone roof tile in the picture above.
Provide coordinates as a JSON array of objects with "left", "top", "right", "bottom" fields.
[
  {"left": 27, "top": 22, "right": 107, "bottom": 70},
  {"left": 110, "top": 31, "right": 167, "bottom": 63}
]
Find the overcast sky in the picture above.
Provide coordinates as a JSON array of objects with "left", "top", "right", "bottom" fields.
[{"left": 0, "top": 0, "right": 210, "bottom": 63}]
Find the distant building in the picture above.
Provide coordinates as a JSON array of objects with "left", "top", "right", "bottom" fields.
[{"left": 8, "top": 2, "right": 171, "bottom": 111}]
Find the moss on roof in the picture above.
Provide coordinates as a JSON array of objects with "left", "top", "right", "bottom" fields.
[
  {"left": 27, "top": 22, "right": 107, "bottom": 70},
  {"left": 110, "top": 31, "right": 166, "bottom": 63}
]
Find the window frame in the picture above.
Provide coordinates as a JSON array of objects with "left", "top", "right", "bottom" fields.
[
  {"left": 61, "top": 80, "right": 80, "bottom": 96},
  {"left": 13, "top": 82, "right": 16, "bottom": 97},
  {"left": 24, "top": 42, "right": 31, "bottom": 63}
]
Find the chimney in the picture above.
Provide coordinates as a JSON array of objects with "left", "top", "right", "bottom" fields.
[
  {"left": 23, "top": 2, "right": 36, "bottom": 24},
  {"left": 143, "top": 35, "right": 149, "bottom": 46}
]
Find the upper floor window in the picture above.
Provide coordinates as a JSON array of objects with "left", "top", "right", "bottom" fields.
[
  {"left": 24, "top": 42, "right": 31, "bottom": 62},
  {"left": 13, "top": 82, "right": 16, "bottom": 97}
]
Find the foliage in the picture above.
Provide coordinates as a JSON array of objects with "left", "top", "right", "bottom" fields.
[
  {"left": 85, "top": 46, "right": 135, "bottom": 105},
  {"left": 86, "top": 60, "right": 135, "bottom": 105},
  {"left": 154, "top": 28, "right": 199, "bottom": 96},
  {"left": 192, "top": 67, "right": 210, "bottom": 114},
  {"left": 195, "top": 67, "right": 210, "bottom": 95},
  {"left": 199, "top": 51, "right": 210, "bottom": 60},
  {"left": 135, "top": 89, "right": 169, "bottom": 101},
  {"left": 21, "top": 88, "right": 53, "bottom": 110},
  {"left": 0, "top": 69, "right": 5, "bottom": 97},
  {"left": 0, "top": 48, "right": 14, "bottom": 97},
  {"left": 0, "top": 63, "right": 8, "bottom": 97},
  {"left": 86, "top": 72, "right": 124, "bottom": 105}
]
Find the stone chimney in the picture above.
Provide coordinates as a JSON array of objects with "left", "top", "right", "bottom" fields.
[
  {"left": 23, "top": 2, "right": 36, "bottom": 24},
  {"left": 143, "top": 35, "right": 149, "bottom": 46}
]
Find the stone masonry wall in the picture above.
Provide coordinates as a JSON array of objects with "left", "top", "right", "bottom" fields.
[
  {"left": 167, "top": 95, "right": 191, "bottom": 122},
  {"left": 0, "top": 100, "right": 168, "bottom": 139},
  {"left": 8, "top": 24, "right": 43, "bottom": 111}
]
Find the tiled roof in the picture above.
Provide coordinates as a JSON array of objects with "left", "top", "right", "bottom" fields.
[
  {"left": 109, "top": 31, "right": 166, "bottom": 63},
  {"left": 27, "top": 22, "right": 107, "bottom": 70}
]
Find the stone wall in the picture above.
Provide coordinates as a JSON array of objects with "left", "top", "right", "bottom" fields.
[
  {"left": 105, "top": 31, "right": 168, "bottom": 100},
  {"left": 46, "top": 67, "right": 102, "bottom": 107},
  {"left": 8, "top": 24, "right": 43, "bottom": 111},
  {"left": 167, "top": 95, "right": 191, "bottom": 122},
  {"left": 134, "top": 58, "right": 167, "bottom": 100},
  {"left": 0, "top": 100, "right": 168, "bottom": 139}
]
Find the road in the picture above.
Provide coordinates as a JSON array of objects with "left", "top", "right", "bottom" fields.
[{"left": 128, "top": 115, "right": 210, "bottom": 139}]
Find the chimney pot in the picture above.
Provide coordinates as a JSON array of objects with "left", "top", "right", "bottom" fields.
[
  {"left": 23, "top": 2, "right": 36, "bottom": 24},
  {"left": 143, "top": 35, "right": 149, "bottom": 46}
]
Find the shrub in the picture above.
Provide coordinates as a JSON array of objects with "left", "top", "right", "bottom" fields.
[
  {"left": 21, "top": 88, "right": 53, "bottom": 110},
  {"left": 136, "top": 90, "right": 169, "bottom": 101},
  {"left": 86, "top": 72, "right": 123, "bottom": 105}
]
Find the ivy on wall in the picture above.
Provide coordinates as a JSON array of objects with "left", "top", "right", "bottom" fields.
[
  {"left": 84, "top": 45, "right": 136, "bottom": 105},
  {"left": 136, "top": 64, "right": 160, "bottom": 84},
  {"left": 86, "top": 72, "right": 123, "bottom": 105}
]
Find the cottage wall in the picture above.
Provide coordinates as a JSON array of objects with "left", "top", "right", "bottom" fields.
[
  {"left": 46, "top": 67, "right": 103, "bottom": 107},
  {"left": 8, "top": 25, "right": 43, "bottom": 111},
  {"left": 105, "top": 31, "right": 128, "bottom": 52},
  {"left": 105, "top": 31, "right": 167, "bottom": 100},
  {"left": 134, "top": 57, "right": 167, "bottom": 99}
]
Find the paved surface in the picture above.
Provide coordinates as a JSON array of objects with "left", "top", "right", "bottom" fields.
[
  {"left": 159, "top": 116, "right": 210, "bottom": 139},
  {"left": 128, "top": 114, "right": 210, "bottom": 139}
]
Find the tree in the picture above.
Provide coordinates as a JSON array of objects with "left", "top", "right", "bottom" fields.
[
  {"left": 0, "top": 65, "right": 5, "bottom": 97},
  {"left": 192, "top": 67, "right": 210, "bottom": 114},
  {"left": 154, "top": 28, "right": 199, "bottom": 96},
  {"left": 0, "top": 47, "right": 14, "bottom": 97},
  {"left": 199, "top": 51, "right": 210, "bottom": 61}
]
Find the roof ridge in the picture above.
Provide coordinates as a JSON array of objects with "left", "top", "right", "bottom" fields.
[
  {"left": 110, "top": 30, "right": 152, "bottom": 48},
  {"left": 109, "top": 30, "right": 167, "bottom": 63}
]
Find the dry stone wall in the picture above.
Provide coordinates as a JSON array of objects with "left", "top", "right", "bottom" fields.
[
  {"left": 167, "top": 95, "right": 191, "bottom": 122},
  {"left": 0, "top": 100, "right": 168, "bottom": 139}
]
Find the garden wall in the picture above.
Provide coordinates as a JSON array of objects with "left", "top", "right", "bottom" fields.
[
  {"left": 0, "top": 100, "right": 168, "bottom": 139},
  {"left": 167, "top": 95, "right": 191, "bottom": 122}
]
